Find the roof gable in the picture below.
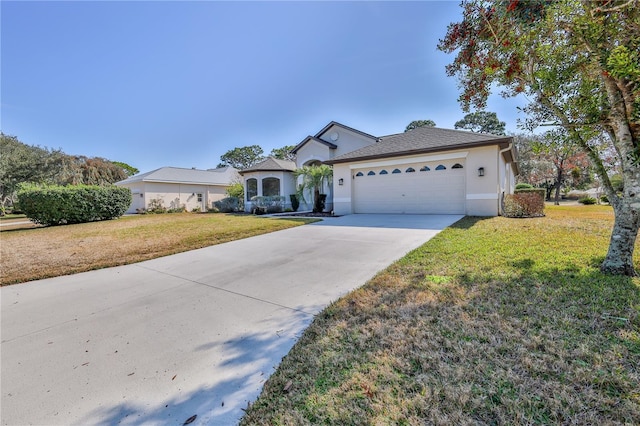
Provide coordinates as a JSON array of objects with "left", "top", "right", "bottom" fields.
[
  {"left": 314, "top": 121, "right": 376, "bottom": 140},
  {"left": 325, "top": 127, "right": 513, "bottom": 164},
  {"left": 239, "top": 157, "right": 297, "bottom": 174},
  {"left": 291, "top": 136, "right": 337, "bottom": 154}
]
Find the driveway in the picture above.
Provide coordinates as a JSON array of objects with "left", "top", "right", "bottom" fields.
[{"left": 1, "top": 214, "right": 462, "bottom": 425}]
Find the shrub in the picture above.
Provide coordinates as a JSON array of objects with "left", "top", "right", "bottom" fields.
[
  {"left": 289, "top": 194, "right": 300, "bottom": 212},
  {"left": 600, "top": 194, "right": 609, "bottom": 203},
  {"left": 251, "top": 196, "right": 285, "bottom": 214},
  {"left": 212, "top": 197, "right": 240, "bottom": 213},
  {"left": 579, "top": 196, "right": 597, "bottom": 205},
  {"left": 503, "top": 192, "right": 545, "bottom": 218},
  {"left": 18, "top": 184, "right": 131, "bottom": 226},
  {"left": 146, "top": 198, "right": 167, "bottom": 214},
  {"left": 515, "top": 183, "right": 534, "bottom": 190}
]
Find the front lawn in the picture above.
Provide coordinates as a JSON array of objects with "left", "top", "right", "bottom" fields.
[
  {"left": 0, "top": 213, "right": 315, "bottom": 286},
  {"left": 242, "top": 205, "right": 640, "bottom": 425}
]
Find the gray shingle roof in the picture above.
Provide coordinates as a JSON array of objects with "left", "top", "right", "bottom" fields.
[
  {"left": 116, "top": 166, "right": 235, "bottom": 186},
  {"left": 325, "top": 126, "right": 512, "bottom": 164},
  {"left": 239, "top": 157, "right": 297, "bottom": 174}
]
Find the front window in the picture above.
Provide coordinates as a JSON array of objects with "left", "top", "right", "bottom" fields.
[
  {"left": 262, "top": 177, "right": 280, "bottom": 196},
  {"left": 246, "top": 178, "right": 257, "bottom": 201}
]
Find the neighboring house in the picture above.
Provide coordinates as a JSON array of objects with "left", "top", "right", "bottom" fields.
[
  {"left": 241, "top": 121, "right": 518, "bottom": 216},
  {"left": 115, "top": 166, "right": 238, "bottom": 214}
]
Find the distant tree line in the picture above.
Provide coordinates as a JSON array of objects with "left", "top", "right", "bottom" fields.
[{"left": 0, "top": 133, "right": 138, "bottom": 212}]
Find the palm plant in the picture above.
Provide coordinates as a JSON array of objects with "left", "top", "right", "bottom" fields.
[{"left": 294, "top": 164, "right": 333, "bottom": 213}]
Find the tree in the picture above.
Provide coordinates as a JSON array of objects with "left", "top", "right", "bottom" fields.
[
  {"left": 454, "top": 111, "right": 506, "bottom": 134},
  {"left": 55, "top": 156, "right": 128, "bottom": 186},
  {"left": 438, "top": 1, "right": 639, "bottom": 275},
  {"left": 0, "top": 134, "right": 61, "bottom": 211},
  {"left": 405, "top": 119, "right": 436, "bottom": 132},
  {"left": 218, "top": 145, "right": 264, "bottom": 170},
  {"left": 112, "top": 161, "right": 139, "bottom": 177},
  {"left": 270, "top": 145, "right": 296, "bottom": 162},
  {"left": 294, "top": 164, "right": 333, "bottom": 213},
  {"left": 533, "top": 129, "right": 591, "bottom": 204}
]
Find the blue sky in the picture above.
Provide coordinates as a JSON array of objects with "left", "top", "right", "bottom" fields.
[{"left": 2, "top": 1, "right": 527, "bottom": 173}]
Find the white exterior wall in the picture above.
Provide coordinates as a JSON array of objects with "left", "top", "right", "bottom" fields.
[
  {"left": 317, "top": 124, "right": 377, "bottom": 159},
  {"left": 333, "top": 145, "right": 509, "bottom": 217},
  {"left": 118, "top": 182, "right": 228, "bottom": 214},
  {"left": 464, "top": 145, "right": 500, "bottom": 216},
  {"left": 295, "top": 125, "right": 376, "bottom": 212},
  {"left": 243, "top": 171, "right": 296, "bottom": 212}
]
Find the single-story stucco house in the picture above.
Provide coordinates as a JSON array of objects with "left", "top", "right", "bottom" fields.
[
  {"left": 240, "top": 121, "right": 518, "bottom": 216},
  {"left": 116, "top": 166, "right": 238, "bottom": 214}
]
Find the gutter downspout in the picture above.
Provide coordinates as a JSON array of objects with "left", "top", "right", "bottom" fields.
[{"left": 498, "top": 143, "right": 514, "bottom": 215}]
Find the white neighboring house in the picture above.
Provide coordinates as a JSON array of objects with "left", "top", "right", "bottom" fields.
[
  {"left": 115, "top": 166, "right": 239, "bottom": 214},
  {"left": 241, "top": 121, "right": 519, "bottom": 216}
]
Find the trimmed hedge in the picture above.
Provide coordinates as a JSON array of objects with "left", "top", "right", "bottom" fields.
[
  {"left": 18, "top": 184, "right": 132, "bottom": 226},
  {"left": 504, "top": 191, "right": 545, "bottom": 218}
]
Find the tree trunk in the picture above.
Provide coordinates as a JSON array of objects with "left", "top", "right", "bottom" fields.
[
  {"left": 554, "top": 169, "right": 563, "bottom": 205},
  {"left": 601, "top": 202, "right": 640, "bottom": 276},
  {"left": 313, "top": 188, "right": 321, "bottom": 213}
]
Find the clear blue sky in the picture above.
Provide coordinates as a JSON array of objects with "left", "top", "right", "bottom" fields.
[{"left": 1, "top": 1, "right": 527, "bottom": 173}]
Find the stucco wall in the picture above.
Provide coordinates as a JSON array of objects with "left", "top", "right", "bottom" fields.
[
  {"left": 243, "top": 171, "right": 296, "bottom": 212},
  {"left": 118, "top": 182, "right": 228, "bottom": 213},
  {"left": 318, "top": 124, "right": 377, "bottom": 158},
  {"left": 332, "top": 145, "right": 510, "bottom": 216}
]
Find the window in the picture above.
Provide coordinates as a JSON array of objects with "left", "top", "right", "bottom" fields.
[
  {"left": 356, "top": 172, "right": 364, "bottom": 177},
  {"left": 452, "top": 163, "right": 464, "bottom": 169},
  {"left": 392, "top": 168, "right": 401, "bottom": 174},
  {"left": 262, "top": 177, "right": 280, "bottom": 196},
  {"left": 420, "top": 166, "right": 430, "bottom": 172},
  {"left": 435, "top": 164, "right": 446, "bottom": 170},
  {"left": 246, "top": 178, "right": 257, "bottom": 201},
  {"left": 367, "top": 171, "right": 376, "bottom": 176},
  {"left": 379, "top": 170, "right": 388, "bottom": 175},
  {"left": 406, "top": 167, "right": 415, "bottom": 173},
  {"left": 197, "top": 193, "right": 203, "bottom": 202}
]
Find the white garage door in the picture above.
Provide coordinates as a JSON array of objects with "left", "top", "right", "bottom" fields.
[{"left": 353, "top": 161, "right": 466, "bottom": 214}]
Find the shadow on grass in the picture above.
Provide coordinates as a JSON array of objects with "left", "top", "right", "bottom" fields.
[{"left": 75, "top": 308, "right": 315, "bottom": 426}]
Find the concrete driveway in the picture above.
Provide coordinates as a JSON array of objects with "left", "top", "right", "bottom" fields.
[{"left": 1, "top": 214, "right": 462, "bottom": 425}]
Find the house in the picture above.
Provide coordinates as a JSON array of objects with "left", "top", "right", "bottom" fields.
[
  {"left": 115, "top": 166, "right": 239, "bottom": 214},
  {"left": 240, "top": 121, "right": 518, "bottom": 216}
]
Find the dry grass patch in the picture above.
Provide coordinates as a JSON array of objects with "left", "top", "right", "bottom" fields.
[
  {"left": 241, "top": 205, "right": 640, "bottom": 425},
  {"left": 1, "top": 213, "right": 315, "bottom": 285}
]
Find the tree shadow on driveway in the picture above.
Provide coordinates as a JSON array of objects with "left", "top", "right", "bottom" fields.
[{"left": 77, "top": 307, "right": 314, "bottom": 426}]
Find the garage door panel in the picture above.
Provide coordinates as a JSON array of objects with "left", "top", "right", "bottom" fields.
[{"left": 353, "top": 163, "right": 465, "bottom": 214}]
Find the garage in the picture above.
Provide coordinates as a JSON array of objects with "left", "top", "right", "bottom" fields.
[{"left": 352, "top": 160, "right": 466, "bottom": 214}]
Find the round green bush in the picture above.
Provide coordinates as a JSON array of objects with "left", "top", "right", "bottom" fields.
[{"left": 515, "top": 183, "right": 534, "bottom": 190}]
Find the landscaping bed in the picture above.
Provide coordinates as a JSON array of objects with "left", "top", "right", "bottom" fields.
[{"left": 241, "top": 205, "right": 640, "bottom": 425}]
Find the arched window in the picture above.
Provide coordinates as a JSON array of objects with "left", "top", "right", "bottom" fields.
[
  {"left": 355, "top": 172, "right": 364, "bottom": 177},
  {"left": 367, "top": 171, "right": 376, "bottom": 176},
  {"left": 420, "top": 166, "right": 430, "bottom": 172},
  {"left": 392, "top": 168, "right": 401, "bottom": 174},
  {"left": 262, "top": 177, "right": 280, "bottom": 196},
  {"left": 452, "top": 163, "right": 464, "bottom": 169},
  {"left": 406, "top": 167, "right": 416, "bottom": 173},
  {"left": 435, "top": 164, "right": 446, "bottom": 170},
  {"left": 379, "top": 170, "right": 388, "bottom": 175},
  {"left": 246, "top": 178, "right": 257, "bottom": 201}
]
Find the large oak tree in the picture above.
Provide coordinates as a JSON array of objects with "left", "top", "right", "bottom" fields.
[{"left": 439, "top": 0, "right": 639, "bottom": 275}]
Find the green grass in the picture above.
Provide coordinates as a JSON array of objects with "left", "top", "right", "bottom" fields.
[{"left": 241, "top": 205, "right": 640, "bottom": 425}]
